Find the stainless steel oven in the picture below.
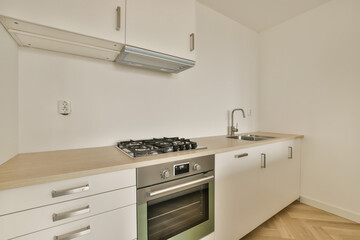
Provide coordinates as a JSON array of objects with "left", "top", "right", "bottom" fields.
[{"left": 137, "top": 155, "right": 214, "bottom": 240}]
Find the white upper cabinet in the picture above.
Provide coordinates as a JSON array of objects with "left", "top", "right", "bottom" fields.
[
  {"left": 125, "top": 0, "right": 196, "bottom": 61},
  {"left": 0, "top": 0, "right": 126, "bottom": 43}
]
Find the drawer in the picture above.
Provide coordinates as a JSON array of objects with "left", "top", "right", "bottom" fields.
[
  {"left": 0, "top": 186, "right": 135, "bottom": 239},
  {"left": 0, "top": 169, "right": 135, "bottom": 216},
  {"left": 13, "top": 204, "right": 137, "bottom": 240}
]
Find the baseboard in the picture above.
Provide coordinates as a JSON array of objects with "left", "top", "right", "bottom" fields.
[{"left": 300, "top": 195, "right": 360, "bottom": 223}]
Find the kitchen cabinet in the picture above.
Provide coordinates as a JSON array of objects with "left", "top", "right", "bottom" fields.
[
  {"left": 126, "top": 0, "right": 196, "bottom": 61},
  {"left": 0, "top": 0, "right": 126, "bottom": 43},
  {"left": 0, "top": 169, "right": 137, "bottom": 240},
  {"left": 215, "top": 140, "right": 301, "bottom": 240},
  {"left": 12, "top": 205, "right": 136, "bottom": 240},
  {"left": 0, "top": 169, "right": 135, "bottom": 215}
]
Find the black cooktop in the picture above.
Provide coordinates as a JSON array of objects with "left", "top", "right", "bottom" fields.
[{"left": 116, "top": 137, "right": 205, "bottom": 158}]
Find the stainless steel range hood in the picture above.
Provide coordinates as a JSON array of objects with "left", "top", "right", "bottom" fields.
[{"left": 115, "top": 46, "right": 195, "bottom": 73}]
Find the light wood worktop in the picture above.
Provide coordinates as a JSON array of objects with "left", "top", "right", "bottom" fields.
[{"left": 0, "top": 132, "right": 303, "bottom": 191}]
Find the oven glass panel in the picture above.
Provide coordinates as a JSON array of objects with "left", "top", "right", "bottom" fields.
[{"left": 147, "top": 184, "right": 209, "bottom": 240}]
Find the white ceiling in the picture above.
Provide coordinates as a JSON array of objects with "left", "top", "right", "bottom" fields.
[{"left": 197, "top": 0, "right": 331, "bottom": 32}]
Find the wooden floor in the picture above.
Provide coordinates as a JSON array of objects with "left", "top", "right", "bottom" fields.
[{"left": 241, "top": 201, "right": 360, "bottom": 240}]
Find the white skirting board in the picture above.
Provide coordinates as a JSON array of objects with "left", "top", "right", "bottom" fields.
[{"left": 300, "top": 196, "right": 360, "bottom": 223}]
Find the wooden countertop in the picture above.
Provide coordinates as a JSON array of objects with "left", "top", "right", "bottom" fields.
[{"left": 0, "top": 132, "right": 303, "bottom": 191}]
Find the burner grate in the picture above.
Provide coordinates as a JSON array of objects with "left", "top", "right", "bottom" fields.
[{"left": 117, "top": 137, "right": 199, "bottom": 158}]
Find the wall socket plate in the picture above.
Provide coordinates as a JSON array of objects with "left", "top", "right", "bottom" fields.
[{"left": 58, "top": 100, "right": 71, "bottom": 115}]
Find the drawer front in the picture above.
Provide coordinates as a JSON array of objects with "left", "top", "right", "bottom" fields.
[
  {"left": 0, "top": 169, "right": 135, "bottom": 216},
  {"left": 0, "top": 186, "right": 135, "bottom": 240},
  {"left": 13, "top": 204, "right": 137, "bottom": 240}
]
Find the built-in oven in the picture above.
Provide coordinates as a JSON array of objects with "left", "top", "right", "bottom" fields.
[{"left": 137, "top": 155, "right": 214, "bottom": 240}]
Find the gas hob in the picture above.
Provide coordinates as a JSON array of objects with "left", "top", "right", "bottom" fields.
[{"left": 116, "top": 137, "right": 206, "bottom": 158}]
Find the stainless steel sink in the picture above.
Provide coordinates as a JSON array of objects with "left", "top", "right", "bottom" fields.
[{"left": 227, "top": 134, "right": 275, "bottom": 141}]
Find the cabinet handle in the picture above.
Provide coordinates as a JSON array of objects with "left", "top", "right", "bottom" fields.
[
  {"left": 234, "top": 153, "right": 248, "bottom": 158},
  {"left": 190, "top": 33, "right": 195, "bottom": 51},
  {"left": 52, "top": 184, "right": 90, "bottom": 198},
  {"left": 55, "top": 226, "right": 91, "bottom": 240},
  {"left": 116, "top": 6, "right": 121, "bottom": 31},
  {"left": 288, "top": 146, "right": 293, "bottom": 159},
  {"left": 53, "top": 205, "right": 90, "bottom": 222},
  {"left": 261, "top": 153, "right": 266, "bottom": 168}
]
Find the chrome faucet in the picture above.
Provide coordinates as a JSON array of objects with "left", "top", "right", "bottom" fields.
[{"left": 230, "top": 108, "right": 246, "bottom": 136}]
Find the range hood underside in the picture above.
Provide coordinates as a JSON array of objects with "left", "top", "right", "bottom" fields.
[{"left": 0, "top": 16, "right": 195, "bottom": 73}]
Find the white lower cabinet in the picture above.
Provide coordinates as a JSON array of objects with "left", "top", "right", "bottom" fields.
[
  {"left": 13, "top": 204, "right": 137, "bottom": 240},
  {"left": 0, "top": 187, "right": 135, "bottom": 239},
  {"left": 0, "top": 169, "right": 135, "bottom": 216},
  {"left": 0, "top": 169, "right": 137, "bottom": 240},
  {"left": 215, "top": 140, "right": 301, "bottom": 240}
]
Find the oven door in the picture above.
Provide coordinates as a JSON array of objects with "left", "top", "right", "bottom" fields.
[{"left": 137, "top": 171, "right": 214, "bottom": 240}]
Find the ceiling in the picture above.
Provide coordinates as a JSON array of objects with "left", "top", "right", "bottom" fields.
[{"left": 197, "top": 0, "right": 331, "bottom": 32}]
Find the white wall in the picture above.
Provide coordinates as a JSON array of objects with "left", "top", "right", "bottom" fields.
[
  {"left": 0, "top": 24, "right": 18, "bottom": 165},
  {"left": 260, "top": 0, "right": 360, "bottom": 221},
  {"left": 18, "top": 2, "right": 260, "bottom": 153}
]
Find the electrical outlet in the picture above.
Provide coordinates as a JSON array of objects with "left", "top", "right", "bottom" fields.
[{"left": 58, "top": 100, "right": 71, "bottom": 115}]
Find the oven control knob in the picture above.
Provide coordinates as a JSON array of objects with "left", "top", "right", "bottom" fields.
[
  {"left": 161, "top": 169, "right": 170, "bottom": 179},
  {"left": 193, "top": 164, "right": 201, "bottom": 171}
]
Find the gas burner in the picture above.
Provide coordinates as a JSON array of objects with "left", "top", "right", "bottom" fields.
[{"left": 116, "top": 137, "right": 206, "bottom": 158}]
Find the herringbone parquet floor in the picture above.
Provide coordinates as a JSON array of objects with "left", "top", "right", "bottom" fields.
[{"left": 241, "top": 201, "right": 360, "bottom": 240}]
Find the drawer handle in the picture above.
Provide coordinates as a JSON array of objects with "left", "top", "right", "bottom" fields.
[
  {"left": 234, "top": 153, "right": 248, "bottom": 158},
  {"left": 288, "top": 146, "right": 293, "bottom": 159},
  {"left": 52, "top": 184, "right": 90, "bottom": 198},
  {"left": 190, "top": 33, "right": 195, "bottom": 51},
  {"left": 261, "top": 153, "right": 266, "bottom": 168},
  {"left": 53, "top": 205, "right": 90, "bottom": 222},
  {"left": 116, "top": 6, "right": 121, "bottom": 31},
  {"left": 55, "top": 225, "right": 91, "bottom": 240}
]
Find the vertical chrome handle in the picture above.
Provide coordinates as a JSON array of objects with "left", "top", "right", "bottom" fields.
[
  {"left": 116, "top": 6, "right": 121, "bottom": 31},
  {"left": 53, "top": 205, "right": 90, "bottom": 222},
  {"left": 52, "top": 184, "right": 90, "bottom": 198},
  {"left": 55, "top": 226, "right": 91, "bottom": 240},
  {"left": 190, "top": 33, "right": 195, "bottom": 51},
  {"left": 288, "top": 146, "right": 293, "bottom": 159},
  {"left": 261, "top": 153, "right": 266, "bottom": 168},
  {"left": 234, "top": 153, "right": 248, "bottom": 158}
]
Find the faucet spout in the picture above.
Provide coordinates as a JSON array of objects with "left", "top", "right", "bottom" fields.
[{"left": 230, "top": 108, "right": 246, "bottom": 136}]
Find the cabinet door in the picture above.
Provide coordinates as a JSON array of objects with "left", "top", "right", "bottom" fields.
[
  {"left": 215, "top": 147, "right": 263, "bottom": 240},
  {"left": 126, "top": 0, "right": 196, "bottom": 60},
  {"left": 0, "top": 0, "right": 126, "bottom": 43},
  {"left": 260, "top": 140, "right": 301, "bottom": 218},
  {"left": 215, "top": 140, "right": 301, "bottom": 240}
]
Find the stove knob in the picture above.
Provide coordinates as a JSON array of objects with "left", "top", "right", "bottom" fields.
[
  {"left": 193, "top": 164, "right": 201, "bottom": 171},
  {"left": 161, "top": 169, "right": 170, "bottom": 179}
]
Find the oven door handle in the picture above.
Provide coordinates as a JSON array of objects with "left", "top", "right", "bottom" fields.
[{"left": 149, "top": 175, "right": 214, "bottom": 197}]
